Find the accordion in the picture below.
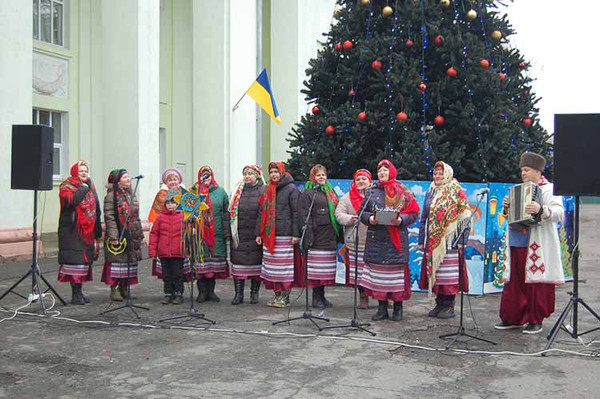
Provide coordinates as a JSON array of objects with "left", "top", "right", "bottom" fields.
[{"left": 508, "top": 182, "right": 542, "bottom": 227}]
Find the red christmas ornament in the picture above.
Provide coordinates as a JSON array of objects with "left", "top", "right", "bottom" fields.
[
  {"left": 518, "top": 61, "right": 526, "bottom": 69},
  {"left": 406, "top": 39, "right": 414, "bottom": 47},
  {"left": 523, "top": 90, "right": 529, "bottom": 96},
  {"left": 523, "top": 118, "right": 532, "bottom": 126},
  {"left": 434, "top": 35, "right": 444, "bottom": 46},
  {"left": 434, "top": 115, "right": 445, "bottom": 126},
  {"left": 325, "top": 125, "right": 336, "bottom": 135},
  {"left": 358, "top": 111, "right": 367, "bottom": 121},
  {"left": 396, "top": 112, "right": 408, "bottom": 122},
  {"left": 418, "top": 82, "right": 427, "bottom": 91},
  {"left": 371, "top": 60, "right": 382, "bottom": 70},
  {"left": 311, "top": 106, "right": 320, "bottom": 115},
  {"left": 342, "top": 40, "right": 354, "bottom": 50},
  {"left": 479, "top": 59, "right": 490, "bottom": 69},
  {"left": 498, "top": 72, "right": 506, "bottom": 81},
  {"left": 348, "top": 89, "right": 356, "bottom": 97},
  {"left": 446, "top": 67, "right": 458, "bottom": 77},
  {"left": 335, "top": 42, "right": 342, "bottom": 51}
]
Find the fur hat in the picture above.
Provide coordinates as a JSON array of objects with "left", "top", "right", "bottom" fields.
[
  {"left": 165, "top": 188, "right": 179, "bottom": 202},
  {"left": 519, "top": 152, "right": 546, "bottom": 171},
  {"left": 161, "top": 168, "right": 183, "bottom": 185}
]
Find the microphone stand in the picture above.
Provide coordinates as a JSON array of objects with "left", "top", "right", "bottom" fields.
[
  {"left": 101, "top": 177, "right": 149, "bottom": 318},
  {"left": 273, "top": 186, "right": 329, "bottom": 330},
  {"left": 439, "top": 189, "right": 497, "bottom": 348},
  {"left": 321, "top": 186, "right": 376, "bottom": 335}
]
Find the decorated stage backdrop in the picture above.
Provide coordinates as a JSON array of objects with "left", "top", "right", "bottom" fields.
[{"left": 309, "top": 180, "right": 574, "bottom": 295}]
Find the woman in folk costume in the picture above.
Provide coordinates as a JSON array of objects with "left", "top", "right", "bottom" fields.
[
  {"left": 229, "top": 165, "right": 265, "bottom": 305},
  {"left": 192, "top": 165, "right": 231, "bottom": 303},
  {"left": 148, "top": 168, "right": 188, "bottom": 280},
  {"left": 418, "top": 161, "right": 471, "bottom": 319},
  {"left": 495, "top": 152, "right": 565, "bottom": 335},
  {"left": 256, "top": 162, "right": 300, "bottom": 308},
  {"left": 57, "top": 160, "right": 102, "bottom": 305},
  {"left": 297, "top": 164, "right": 340, "bottom": 309},
  {"left": 101, "top": 169, "right": 144, "bottom": 302},
  {"left": 335, "top": 169, "right": 372, "bottom": 309},
  {"left": 360, "top": 159, "right": 420, "bottom": 321}
]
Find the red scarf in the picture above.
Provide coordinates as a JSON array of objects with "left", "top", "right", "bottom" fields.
[
  {"left": 258, "top": 162, "right": 288, "bottom": 254},
  {"left": 59, "top": 161, "right": 97, "bottom": 245},
  {"left": 349, "top": 169, "right": 372, "bottom": 212},
  {"left": 196, "top": 166, "right": 217, "bottom": 249},
  {"left": 377, "top": 159, "right": 420, "bottom": 252}
]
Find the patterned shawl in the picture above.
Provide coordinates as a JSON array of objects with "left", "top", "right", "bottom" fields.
[
  {"left": 425, "top": 161, "right": 471, "bottom": 291},
  {"left": 377, "top": 159, "right": 420, "bottom": 252},
  {"left": 148, "top": 168, "right": 184, "bottom": 223},
  {"left": 108, "top": 168, "right": 131, "bottom": 238},
  {"left": 304, "top": 164, "right": 340, "bottom": 237},
  {"left": 59, "top": 160, "right": 98, "bottom": 245},
  {"left": 196, "top": 165, "right": 218, "bottom": 249},
  {"left": 229, "top": 165, "right": 264, "bottom": 248},
  {"left": 258, "top": 162, "right": 288, "bottom": 254},
  {"left": 349, "top": 169, "right": 372, "bottom": 212}
]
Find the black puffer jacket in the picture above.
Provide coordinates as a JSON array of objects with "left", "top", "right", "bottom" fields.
[
  {"left": 230, "top": 181, "right": 265, "bottom": 265},
  {"left": 58, "top": 184, "right": 102, "bottom": 265},
  {"left": 255, "top": 173, "right": 300, "bottom": 238},
  {"left": 297, "top": 188, "right": 338, "bottom": 250},
  {"left": 360, "top": 185, "right": 419, "bottom": 265}
]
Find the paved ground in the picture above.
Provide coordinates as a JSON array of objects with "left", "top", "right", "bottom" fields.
[{"left": 1, "top": 205, "right": 599, "bottom": 398}]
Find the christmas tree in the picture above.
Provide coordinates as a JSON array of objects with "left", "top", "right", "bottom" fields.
[{"left": 286, "top": 0, "right": 553, "bottom": 182}]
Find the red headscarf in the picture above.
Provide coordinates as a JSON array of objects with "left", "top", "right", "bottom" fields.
[
  {"left": 377, "top": 159, "right": 420, "bottom": 252},
  {"left": 349, "top": 169, "right": 372, "bottom": 212},
  {"left": 196, "top": 165, "right": 218, "bottom": 249},
  {"left": 59, "top": 160, "right": 98, "bottom": 245},
  {"left": 258, "top": 162, "right": 289, "bottom": 254}
]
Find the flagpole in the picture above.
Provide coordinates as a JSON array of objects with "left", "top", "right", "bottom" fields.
[{"left": 232, "top": 92, "right": 247, "bottom": 111}]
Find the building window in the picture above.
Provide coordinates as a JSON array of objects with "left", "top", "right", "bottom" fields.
[
  {"left": 33, "top": 108, "right": 66, "bottom": 178},
  {"left": 33, "top": 0, "right": 64, "bottom": 46}
]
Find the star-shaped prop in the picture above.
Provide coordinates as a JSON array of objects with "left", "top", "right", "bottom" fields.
[{"left": 176, "top": 186, "right": 209, "bottom": 221}]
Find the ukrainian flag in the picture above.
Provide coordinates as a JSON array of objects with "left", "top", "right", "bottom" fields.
[{"left": 246, "top": 69, "right": 281, "bottom": 125}]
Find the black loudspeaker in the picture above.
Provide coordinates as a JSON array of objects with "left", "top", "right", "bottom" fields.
[
  {"left": 554, "top": 114, "right": 600, "bottom": 196},
  {"left": 11, "top": 125, "right": 54, "bottom": 191}
]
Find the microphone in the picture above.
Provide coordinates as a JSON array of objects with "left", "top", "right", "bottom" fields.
[
  {"left": 313, "top": 183, "right": 322, "bottom": 190},
  {"left": 478, "top": 188, "right": 489, "bottom": 195},
  {"left": 132, "top": 174, "right": 144, "bottom": 179},
  {"left": 200, "top": 173, "right": 211, "bottom": 182}
]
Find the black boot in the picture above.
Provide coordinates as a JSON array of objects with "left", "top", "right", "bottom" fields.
[
  {"left": 250, "top": 279, "right": 261, "bottom": 304},
  {"left": 80, "top": 285, "right": 90, "bottom": 303},
  {"left": 428, "top": 297, "right": 444, "bottom": 317},
  {"left": 372, "top": 300, "right": 389, "bottom": 321},
  {"left": 437, "top": 299, "right": 455, "bottom": 319},
  {"left": 196, "top": 279, "right": 208, "bottom": 303},
  {"left": 70, "top": 283, "right": 85, "bottom": 305},
  {"left": 312, "top": 286, "right": 325, "bottom": 309},
  {"left": 321, "top": 286, "right": 333, "bottom": 308},
  {"left": 172, "top": 292, "right": 184, "bottom": 305},
  {"left": 231, "top": 279, "right": 244, "bottom": 305},
  {"left": 207, "top": 278, "right": 220, "bottom": 302},
  {"left": 392, "top": 301, "right": 403, "bottom": 321}
]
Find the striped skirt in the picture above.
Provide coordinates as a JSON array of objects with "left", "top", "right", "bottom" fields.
[
  {"left": 419, "top": 250, "right": 469, "bottom": 296},
  {"left": 231, "top": 263, "right": 262, "bottom": 279},
  {"left": 260, "top": 236, "right": 295, "bottom": 283},
  {"left": 434, "top": 252, "right": 460, "bottom": 286},
  {"left": 360, "top": 262, "right": 407, "bottom": 294},
  {"left": 306, "top": 249, "right": 336, "bottom": 286},
  {"left": 101, "top": 261, "right": 139, "bottom": 286},
  {"left": 345, "top": 246, "right": 365, "bottom": 286},
  {"left": 193, "top": 257, "right": 230, "bottom": 279},
  {"left": 152, "top": 258, "right": 193, "bottom": 282},
  {"left": 57, "top": 264, "right": 92, "bottom": 284}
]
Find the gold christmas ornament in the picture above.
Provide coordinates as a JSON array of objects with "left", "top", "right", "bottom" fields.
[
  {"left": 491, "top": 30, "right": 502, "bottom": 40},
  {"left": 383, "top": 6, "right": 393, "bottom": 16},
  {"left": 466, "top": 9, "right": 477, "bottom": 20},
  {"left": 361, "top": 0, "right": 370, "bottom": 5},
  {"left": 334, "top": 8, "right": 342, "bottom": 16},
  {"left": 440, "top": 0, "right": 451, "bottom": 7}
]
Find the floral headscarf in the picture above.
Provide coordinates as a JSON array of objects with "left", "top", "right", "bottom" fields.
[
  {"left": 258, "top": 162, "right": 288, "bottom": 254},
  {"left": 304, "top": 164, "right": 340, "bottom": 237},
  {"left": 59, "top": 160, "right": 98, "bottom": 245},
  {"left": 196, "top": 165, "right": 218, "bottom": 249},
  {"left": 349, "top": 169, "right": 372, "bottom": 212}
]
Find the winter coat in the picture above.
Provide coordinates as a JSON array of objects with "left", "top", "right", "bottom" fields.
[
  {"left": 297, "top": 188, "right": 338, "bottom": 250},
  {"left": 148, "top": 208, "right": 184, "bottom": 258},
  {"left": 103, "top": 187, "right": 144, "bottom": 264},
  {"left": 335, "top": 192, "right": 368, "bottom": 251},
  {"left": 230, "top": 181, "right": 265, "bottom": 265},
  {"left": 58, "top": 184, "right": 102, "bottom": 265},
  {"left": 255, "top": 173, "right": 300, "bottom": 238},
  {"left": 418, "top": 190, "right": 470, "bottom": 248},
  {"left": 360, "top": 185, "right": 419, "bottom": 265}
]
